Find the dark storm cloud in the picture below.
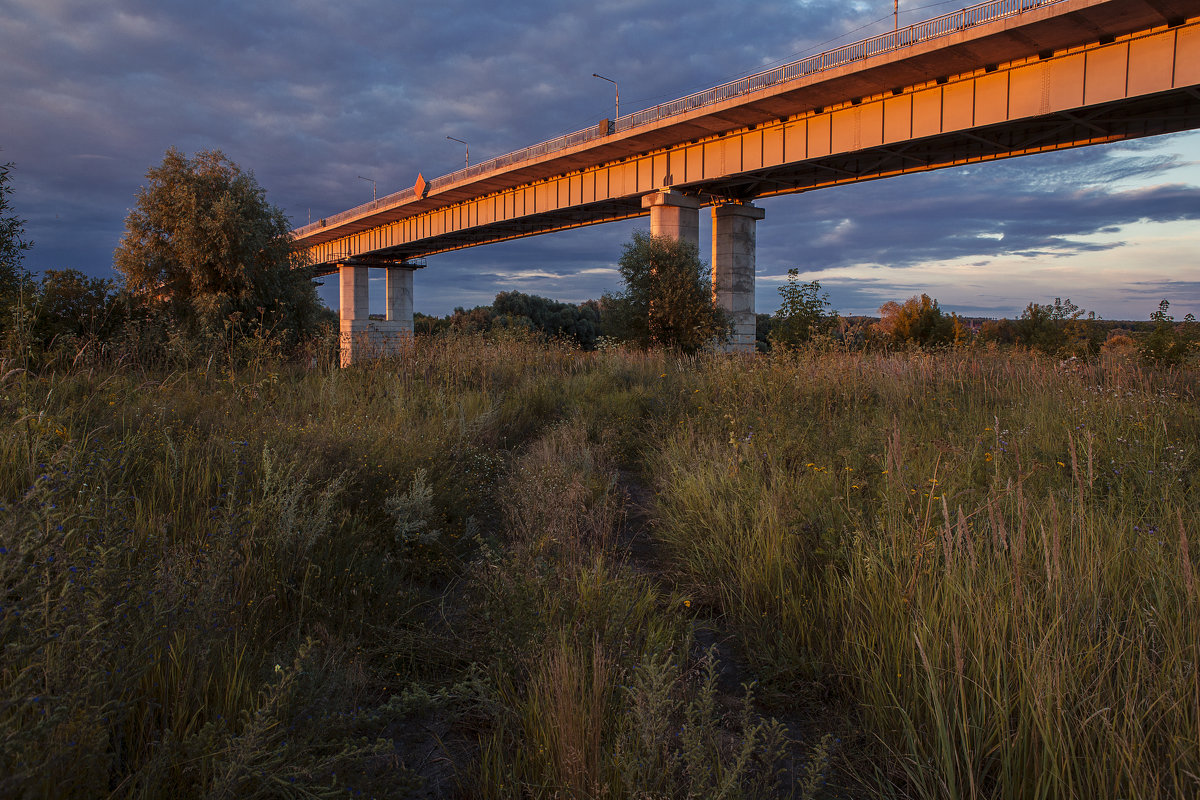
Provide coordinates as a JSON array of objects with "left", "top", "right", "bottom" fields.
[{"left": 2, "top": 0, "right": 1198, "bottom": 318}]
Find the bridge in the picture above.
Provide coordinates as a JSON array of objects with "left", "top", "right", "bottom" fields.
[{"left": 291, "top": 0, "right": 1200, "bottom": 364}]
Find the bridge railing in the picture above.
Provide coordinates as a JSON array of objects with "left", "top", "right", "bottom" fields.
[{"left": 296, "top": 0, "right": 1062, "bottom": 238}]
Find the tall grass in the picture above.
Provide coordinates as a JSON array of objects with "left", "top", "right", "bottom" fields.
[
  {"left": 652, "top": 347, "right": 1199, "bottom": 798},
  {"left": 0, "top": 335, "right": 605, "bottom": 796},
  {"left": 3, "top": 336, "right": 1194, "bottom": 797}
]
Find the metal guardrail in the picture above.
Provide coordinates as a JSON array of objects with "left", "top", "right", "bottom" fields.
[{"left": 296, "top": 0, "right": 1062, "bottom": 239}]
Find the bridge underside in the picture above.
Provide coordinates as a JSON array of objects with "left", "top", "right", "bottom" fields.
[{"left": 723, "top": 87, "right": 1200, "bottom": 199}]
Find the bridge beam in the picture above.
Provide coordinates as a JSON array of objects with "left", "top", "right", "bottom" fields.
[
  {"left": 712, "top": 202, "right": 765, "bottom": 353},
  {"left": 641, "top": 191, "right": 701, "bottom": 249}
]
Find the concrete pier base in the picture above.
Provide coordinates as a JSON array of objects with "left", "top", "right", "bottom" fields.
[
  {"left": 641, "top": 191, "right": 701, "bottom": 249},
  {"left": 338, "top": 263, "right": 417, "bottom": 367},
  {"left": 712, "top": 202, "right": 764, "bottom": 353}
]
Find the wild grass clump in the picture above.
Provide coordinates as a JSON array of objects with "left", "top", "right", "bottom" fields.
[
  {"left": 651, "top": 347, "right": 1199, "bottom": 798},
  {"left": 0, "top": 335, "right": 605, "bottom": 796}
]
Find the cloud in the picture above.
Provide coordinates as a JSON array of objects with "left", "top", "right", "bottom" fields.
[{"left": 753, "top": 146, "right": 1200, "bottom": 278}]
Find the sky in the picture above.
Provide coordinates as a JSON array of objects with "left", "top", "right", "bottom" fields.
[{"left": 2, "top": 0, "right": 1197, "bottom": 321}]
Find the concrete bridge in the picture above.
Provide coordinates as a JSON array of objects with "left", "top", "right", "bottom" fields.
[{"left": 291, "top": 0, "right": 1200, "bottom": 364}]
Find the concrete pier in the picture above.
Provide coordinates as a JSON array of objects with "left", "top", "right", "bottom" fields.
[
  {"left": 338, "top": 262, "right": 418, "bottom": 367},
  {"left": 712, "top": 202, "right": 764, "bottom": 353},
  {"left": 642, "top": 191, "right": 700, "bottom": 249},
  {"left": 338, "top": 264, "right": 370, "bottom": 367},
  {"left": 386, "top": 266, "right": 414, "bottom": 326}
]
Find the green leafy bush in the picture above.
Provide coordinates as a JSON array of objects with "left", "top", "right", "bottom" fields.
[{"left": 768, "top": 270, "right": 838, "bottom": 349}]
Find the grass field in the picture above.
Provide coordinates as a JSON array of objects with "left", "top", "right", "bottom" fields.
[{"left": 1, "top": 334, "right": 1197, "bottom": 798}]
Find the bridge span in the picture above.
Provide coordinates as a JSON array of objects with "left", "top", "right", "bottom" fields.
[{"left": 291, "top": 0, "right": 1200, "bottom": 363}]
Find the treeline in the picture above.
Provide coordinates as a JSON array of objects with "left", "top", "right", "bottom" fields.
[
  {"left": 755, "top": 271, "right": 1197, "bottom": 365},
  {"left": 1, "top": 150, "right": 332, "bottom": 369},
  {"left": 416, "top": 291, "right": 603, "bottom": 349}
]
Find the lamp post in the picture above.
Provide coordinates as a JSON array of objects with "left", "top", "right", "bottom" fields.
[
  {"left": 592, "top": 73, "right": 619, "bottom": 120},
  {"left": 357, "top": 175, "right": 377, "bottom": 201},
  {"left": 895, "top": 1, "right": 899, "bottom": 31},
  {"left": 446, "top": 136, "right": 469, "bottom": 168}
]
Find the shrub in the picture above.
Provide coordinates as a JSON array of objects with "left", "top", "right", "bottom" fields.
[
  {"left": 875, "top": 293, "right": 954, "bottom": 346},
  {"left": 1140, "top": 299, "right": 1195, "bottom": 366},
  {"left": 1013, "top": 297, "right": 1103, "bottom": 356},
  {"left": 768, "top": 270, "right": 838, "bottom": 350}
]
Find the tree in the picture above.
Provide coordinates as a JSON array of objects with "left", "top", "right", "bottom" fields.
[
  {"left": 29, "top": 269, "right": 126, "bottom": 345},
  {"left": 601, "top": 231, "right": 727, "bottom": 352},
  {"left": 1014, "top": 297, "right": 1102, "bottom": 356},
  {"left": 978, "top": 318, "right": 1016, "bottom": 345},
  {"left": 875, "top": 293, "right": 954, "bottom": 346},
  {"left": 114, "top": 148, "right": 320, "bottom": 343},
  {"left": 769, "top": 269, "right": 838, "bottom": 349},
  {"left": 1140, "top": 299, "right": 1194, "bottom": 366},
  {"left": 493, "top": 290, "right": 601, "bottom": 349},
  {"left": 1, "top": 160, "right": 32, "bottom": 326}
]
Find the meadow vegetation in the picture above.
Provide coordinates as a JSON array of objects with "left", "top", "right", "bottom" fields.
[{"left": 2, "top": 326, "right": 1197, "bottom": 798}]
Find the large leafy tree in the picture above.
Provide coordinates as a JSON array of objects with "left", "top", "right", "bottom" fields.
[
  {"left": 114, "top": 148, "right": 320, "bottom": 341},
  {"left": 602, "top": 231, "right": 727, "bottom": 352}
]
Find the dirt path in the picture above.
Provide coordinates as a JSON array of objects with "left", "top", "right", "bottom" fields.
[{"left": 613, "top": 468, "right": 867, "bottom": 799}]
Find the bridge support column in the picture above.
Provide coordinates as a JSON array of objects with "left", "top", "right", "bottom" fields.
[
  {"left": 712, "top": 202, "right": 764, "bottom": 353},
  {"left": 386, "top": 267, "right": 414, "bottom": 330},
  {"left": 339, "top": 264, "right": 371, "bottom": 367},
  {"left": 641, "top": 191, "right": 701, "bottom": 250}
]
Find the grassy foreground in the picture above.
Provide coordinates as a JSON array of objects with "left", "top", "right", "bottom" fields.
[{"left": 1, "top": 335, "right": 1197, "bottom": 798}]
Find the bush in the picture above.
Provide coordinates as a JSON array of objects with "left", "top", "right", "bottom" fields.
[
  {"left": 1140, "top": 299, "right": 1196, "bottom": 366},
  {"left": 768, "top": 270, "right": 838, "bottom": 350},
  {"left": 1014, "top": 297, "right": 1103, "bottom": 356},
  {"left": 28, "top": 269, "right": 128, "bottom": 345},
  {"left": 875, "top": 293, "right": 954, "bottom": 346}
]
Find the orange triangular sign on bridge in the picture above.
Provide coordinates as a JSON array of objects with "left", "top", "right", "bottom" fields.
[{"left": 413, "top": 172, "right": 427, "bottom": 197}]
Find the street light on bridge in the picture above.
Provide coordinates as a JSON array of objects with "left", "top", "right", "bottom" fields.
[
  {"left": 357, "top": 175, "right": 377, "bottom": 202},
  {"left": 592, "top": 73, "right": 619, "bottom": 120},
  {"left": 446, "top": 136, "right": 469, "bottom": 169}
]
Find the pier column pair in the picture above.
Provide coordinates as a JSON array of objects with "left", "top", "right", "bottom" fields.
[
  {"left": 642, "top": 190, "right": 763, "bottom": 353},
  {"left": 338, "top": 264, "right": 417, "bottom": 367}
]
